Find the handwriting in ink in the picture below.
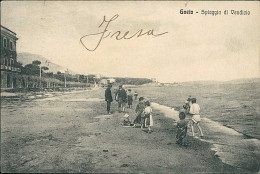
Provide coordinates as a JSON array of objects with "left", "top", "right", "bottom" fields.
[{"left": 80, "top": 14, "right": 168, "bottom": 51}]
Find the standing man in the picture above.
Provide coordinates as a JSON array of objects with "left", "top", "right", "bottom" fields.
[
  {"left": 116, "top": 85, "right": 127, "bottom": 112},
  {"left": 105, "top": 84, "right": 113, "bottom": 115}
]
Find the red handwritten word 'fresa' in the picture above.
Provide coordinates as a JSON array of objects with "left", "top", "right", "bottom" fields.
[{"left": 80, "top": 14, "right": 168, "bottom": 51}]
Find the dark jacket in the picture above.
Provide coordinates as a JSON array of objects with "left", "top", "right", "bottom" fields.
[
  {"left": 105, "top": 88, "right": 113, "bottom": 102},
  {"left": 135, "top": 102, "right": 145, "bottom": 114},
  {"left": 116, "top": 89, "right": 127, "bottom": 102}
]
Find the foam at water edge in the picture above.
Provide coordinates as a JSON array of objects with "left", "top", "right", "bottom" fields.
[
  {"left": 151, "top": 102, "right": 260, "bottom": 172},
  {"left": 202, "top": 118, "right": 242, "bottom": 136},
  {"left": 36, "top": 97, "right": 59, "bottom": 101},
  {"left": 152, "top": 102, "right": 243, "bottom": 136},
  {"left": 63, "top": 98, "right": 104, "bottom": 102},
  {"left": 151, "top": 102, "right": 179, "bottom": 120}
]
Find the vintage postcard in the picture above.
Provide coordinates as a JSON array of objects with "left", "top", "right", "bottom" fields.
[{"left": 1, "top": 1, "right": 259, "bottom": 173}]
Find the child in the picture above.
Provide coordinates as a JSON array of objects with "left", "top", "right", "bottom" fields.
[
  {"left": 183, "top": 96, "right": 192, "bottom": 114},
  {"left": 123, "top": 114, "right": 132, "bottom": 126},
  {"left": 176, "top": 112, "right": 189, "bottom": 146},
  {"left": 189, "top": 98, "right": 204, "bottom": 137},
  {"left": 127, "top": 89, "right": 133, "bottom": 108},
  {"left": 144, "top": 101, "right": 153, "bottom": 133},
  {"left": 134, "top": 91, "right": 138, "bottom": 100}
]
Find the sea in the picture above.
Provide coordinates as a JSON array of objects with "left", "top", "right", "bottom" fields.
[{"left": 135, "top": 81, "right": 260, "bottom": 173}]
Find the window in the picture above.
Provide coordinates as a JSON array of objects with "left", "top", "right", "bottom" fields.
[
  {"left": 10, "top": 41, "right": 13, "bottom": 50},
  {"left": 7, "top": 58, "right": 9, "bottom": 66},
  {"left": 3, "top": 38, "right": 7, "bottom": 48},
  {"left": 10, "top": 58, "right": 14, "bottom": 67}
]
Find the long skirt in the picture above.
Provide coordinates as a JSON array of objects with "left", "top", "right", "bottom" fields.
[
  {"left": 145, "top": 114, "right": 153, "bottom": 126},
  {"left": 176, "top": 127, "right": 187, "bottom": 140},
  {"left": 133, "top": 114, "right": 142, "bottom": 124}
]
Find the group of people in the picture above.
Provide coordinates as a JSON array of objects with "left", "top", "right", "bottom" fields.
[
  {"left": 105, "top": 84, "right": 153, "bottom": 133},
  {"left": 105, "top": 84, "right": 204, "bottom": 141},
  {"left": 123, "top": 98, "right": 153, "bottom": 133},
  {"left": 105, "top": 84, "right": 138, "bottom": 114},
  {"left": 132, "top": 97, "right": 153, "bottom": 133},
  {"left": 176, "top": 96, "right": 204, "bottom": 146}
]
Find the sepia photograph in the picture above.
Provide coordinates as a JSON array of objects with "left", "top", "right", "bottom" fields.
[{"left": 1, "top": 1, "right": 259, "bottom": 173}]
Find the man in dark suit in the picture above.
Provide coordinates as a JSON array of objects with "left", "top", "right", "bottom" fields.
[
  {"left": 116, "top": 85, "right": 127, "bottom": 112},
  {"left": 105, "top": 84, "right": 113, "bottom": 114}
]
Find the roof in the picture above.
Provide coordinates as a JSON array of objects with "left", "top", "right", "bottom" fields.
[{"left": 1, "top": 25, "right": 17, "bottom": 36}]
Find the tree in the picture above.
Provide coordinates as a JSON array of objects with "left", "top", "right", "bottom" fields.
[
  {"left": 41, "top": 66, "right": 49, "bottom": 71},
  {"left": 21, "top": 60, "right": 49, "bottom": 76},
  {"left": 32, "top": 60, "right": 41, "bottom": 66},
  {"left": 54, "top": 72, "right": 65, "bottom": 82},
  {"left": 22, "top": 63, "right": 39, "bottom": 75},
  {"left": 45, "top": 72, "right": 54, "bottom": 78},
  {"left": 16, "top": 61, "right": 23, "bottom": 68}
]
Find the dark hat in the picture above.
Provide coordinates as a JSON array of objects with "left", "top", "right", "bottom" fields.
[
  {"left": 179, "top": 112, "right": 186, "bottom": 120},
  {"left": 139, "top": 97, "right": 144, "bottom": 101},
  {"left": 144, "top": 100, "right": 151, "bottom": 106},
  {"left": 191, "top": 98, "right": 197, "bottom": 103}
]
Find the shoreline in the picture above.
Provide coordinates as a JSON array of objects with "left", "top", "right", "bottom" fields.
[
  {"left": 152, "top": 110, "right": 247, "bottom": 173},
  {"left": 152, "top": 101, "right": 259, "bottom": 173},
  {"left": 0, "top": 87, "right": 97, "bottom": 100},
  {"left": 0, "top": 88, "right": 256, "bottom": 173}
]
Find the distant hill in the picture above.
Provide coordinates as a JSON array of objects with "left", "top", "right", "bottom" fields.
[
  {"left": 180, "top": 80, "right": 220, "bottom": 86},
  {"left": 224, "top": 78, "right": 260, "bottom": 84},
  {"left": 17, "top": 52, "right": 77, "bottom": 74},
  {"left": 180, "top": 78, "right": 260, "bottom": 86}
]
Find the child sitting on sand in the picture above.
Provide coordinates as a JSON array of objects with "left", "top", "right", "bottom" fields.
[
  {"left": 176, "top": 112, "right": 189, "bottom": 146},
  {"left": 144, "top": 101, "right": 153, "bottom": 133},
  {"left": 123, "top": 114, "right": 132, "bottom": 126}
]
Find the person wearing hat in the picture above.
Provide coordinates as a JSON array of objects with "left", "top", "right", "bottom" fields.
[
  {"left": 105, "top": 84, "right": 113, "bottom": 114},
  {"left": 115, "top": 85, "right": 127, "bottom": 112},
  {"left": 123, "top": 114, "right": 131, "bottom": 126}
]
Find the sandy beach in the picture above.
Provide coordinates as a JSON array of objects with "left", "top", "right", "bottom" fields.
[{"left": 1, "top": 88, "right": 252, "bottom": 173}]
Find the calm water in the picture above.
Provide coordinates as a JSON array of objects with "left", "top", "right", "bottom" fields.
[
  {"left": 135, "top": 82, "right": 260, "bottom": 172},
  {"left": 136, "top": 82, "right": 260, "bottom": 139}
]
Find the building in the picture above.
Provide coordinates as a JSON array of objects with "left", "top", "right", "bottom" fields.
[
  {"left": 0, "top": 25, "right": 21, "bottom": 88},
  {"left": 151, "top": 78, "right": 157, "bottom": 83},
  {"left": 99, "top": 78, "right": 116, "bottom": 87}
]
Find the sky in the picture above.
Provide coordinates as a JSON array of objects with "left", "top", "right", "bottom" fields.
[{"left": 1, "top": 1, "right": 259, "bottom": 83}]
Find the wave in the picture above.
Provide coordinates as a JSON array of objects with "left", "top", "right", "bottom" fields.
[{"left": 151, "top": 102, "right": 260, "bottom": 173}]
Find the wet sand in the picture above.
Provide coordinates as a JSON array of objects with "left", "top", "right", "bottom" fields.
[{"left": 1, "top": 89, "right": 249, "bottom": 173}]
